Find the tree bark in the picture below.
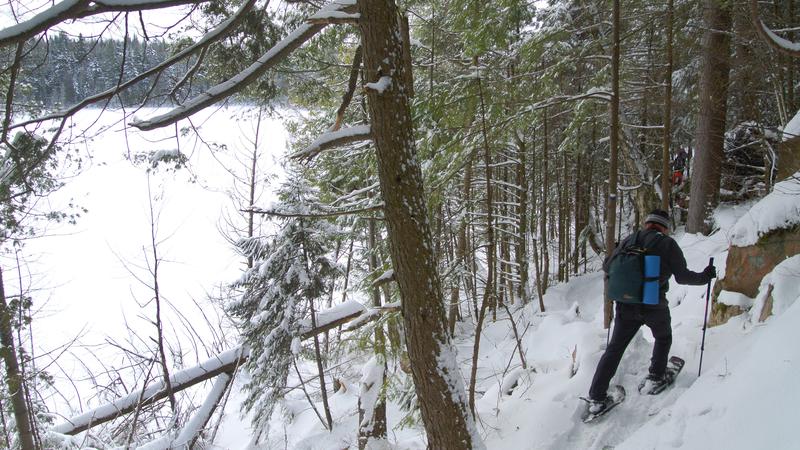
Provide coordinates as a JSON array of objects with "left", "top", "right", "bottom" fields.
[
  {"left": 687, "top": 0, "right": 732, "bottom": 234},
  {"left": 605, "top": 0, "right": 621, "bottom": 329},
  {"left": 0, "top": 269, "right": 35, "bottom": 450},
  {"left": 661, "top": 0, "right": 674, "bottom": 213},
  {"left": 357, "top": 1, "right": 483, "bottom": 448},
  {"left": 358, "top": 218, "right": 388, "bottom": 448}
]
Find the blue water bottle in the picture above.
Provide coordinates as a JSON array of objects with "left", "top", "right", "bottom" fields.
[{"left": 643, "top": 255, "right": 660, "bottom": 305}]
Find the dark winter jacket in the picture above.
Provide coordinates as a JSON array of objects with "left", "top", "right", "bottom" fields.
[{"left": 603, "top": 228, "right": 710, "bottom": 305}]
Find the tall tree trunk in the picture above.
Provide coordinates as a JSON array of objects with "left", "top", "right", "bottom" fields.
[
  {"left": 460, "top": 159, "right": 478, "bottom": 321},
  {"left": 515, "top": 134, "right": 529, "bottom": 303},
  {"left": 605, "top": 0, "right": 621, "bottom": 329},
  {"left": 0, "top": 269, "right": 35, "bottom": 450},
  {"left": 357, "top": 2, "right": 482, "bottom": 448},
  {"left": 687, "top": 0, "right": 732, "bottom": 234},
  {"left": 661, "top": 0, "right": 674, "bottom": 212},
  {"left": 470, "top": 67, "right": 496, "bottom": 415},
  {"left": 541, "top": 109, "right": 550, "bottom": 293},
  {"left": 359, "top": 219, "right": 388, "bottom": 448}
]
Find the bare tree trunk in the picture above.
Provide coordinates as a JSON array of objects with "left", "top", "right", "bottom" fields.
[
  {"left": 515, "top": 134, "right": 529, "bottom": 303},
  {"left": 359, "top": 218, "right": 388, "bottom": 448},
  {"left": 357, "top": 1, "right": 482, "bottom": 447},
  {"left": 541, "top": 109, "right": 550, "bottom": 293},
  {"left": 661, "top": 0, "right": 674, "bottom": 212},
  {"left": 687, "top": 0, "right": 732, "bottom": 234},
  {"left": 605, "top": 0, "right": 621, "bottom": 329},
  {"left": 457, "top": 159, "right": 477, "bottom": 326},
  {"left": 0, "top": 268, "right": 35, "bottom": 450},
  {"left": 470, "top": 66, "right": 496, "bottom": 415},
  {"left": 146, "top": 175, "right": 177, "bottom": 414}
]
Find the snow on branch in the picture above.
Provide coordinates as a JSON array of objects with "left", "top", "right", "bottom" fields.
[
  {"left": 372, "top": 269, "right": 395, "bottom": 287},
  {"left": 523, "top": 88, "right": 612, "bottom": 114},
  {"left": 365, "top": 76, "right": 392, "bottom": 93},
  {"left": 289, "top": 124, "right": 372, "bottom": 161},
  {"left": 750, "top": 0, "right": 800, "bottom": 58},
  {"left": 298, "top": 300, "right": 366, "bottom": 338},
  {"left": 0, "top": 0, "right": 200, "bottom": 47},
  {"left": 170, "top": 372, "right": 233, "bottom": 448},
  {"left": 52, "top": 346, "right": 247, "bottom": 436},
  {"left": 246, "top": 202, "right": 384, "bottom": 219},
  {"left": 130, "top": 0, "right": 358, "bottom": 131},
  {"left": 8, "top": 0, "right": 258, "bottom": 132},
  {"left": 52, "top": 295, "right": 391, "bottom": 437}
]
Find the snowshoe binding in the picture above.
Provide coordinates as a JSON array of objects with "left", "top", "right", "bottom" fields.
[
  {"left": 580, "top": 384, "right": 626, "bottom": 423},
  {"left": 638, "top": 356, "right": 685, "bottom": 395}
]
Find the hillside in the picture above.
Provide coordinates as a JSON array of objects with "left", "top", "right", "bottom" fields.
[{"left": 210, "top": 202, "right": 799, "bottom": 450}]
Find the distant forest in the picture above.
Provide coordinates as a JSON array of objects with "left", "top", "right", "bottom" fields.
[{"left": 16, "top": 33, "right": 213, "bottom": 109}]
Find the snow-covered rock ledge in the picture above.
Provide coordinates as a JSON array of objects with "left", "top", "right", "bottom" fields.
[{"left": 714, "top": 172, "right": 800, "bottom": 325}]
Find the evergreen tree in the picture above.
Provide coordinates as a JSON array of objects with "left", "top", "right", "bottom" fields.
[{"left": 227, "top": 167, "right": 339, "bottom": 437}]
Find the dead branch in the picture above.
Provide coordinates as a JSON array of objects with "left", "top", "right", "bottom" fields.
[
  {"left": 289, "top": 124, "right": 372, "bottom": 161},
  {"left": 332, "top": 45, "right": 363, "bottom": 131},
  {"left": 54, "top": 300, "right": 397, "bottom": 436}
]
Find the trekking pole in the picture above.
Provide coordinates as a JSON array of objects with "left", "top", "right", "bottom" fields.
[{"left": 698, "top": 257, "right": 714, "bottom": 377}]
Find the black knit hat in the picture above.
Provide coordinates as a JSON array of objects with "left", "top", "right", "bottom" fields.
[{"left": 644, "top": 209, "right": 670, "bottom": 229}]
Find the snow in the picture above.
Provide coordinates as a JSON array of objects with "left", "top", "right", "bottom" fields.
[
  {"left": 53, "top": 345, "right": 246, "bottom": 434},
  {"left": 0, "top": 0, "right": 81, "bottom": 43},
  {"left": 17, "top": 109, "right": 800, "bottom": 450},
  {"left": 358, "top": 356, "right": 384, "bottom": 428},
  {"left": 289, "top": 124, "right": 371, "bottom": 160},
  {"left": 783, "top": 109, "right": 800, "bottom": 141},
  {"left": 205, "top": 198, "right": 800, "bottom": 450},
  {"left": 297, "top": 299, "right": 366, "bottom": 334},
  {"left": 729, "top": 171, "right": 800, "bottom": 246},
  {"left": 365, "top": 76, "right": 392, "bottom": 94},
  {"left": 759, "top": 20, "right": 800, "bottom": 53},
  {"left": 717, "top": 289, "right": 754, "bottom": 308}
]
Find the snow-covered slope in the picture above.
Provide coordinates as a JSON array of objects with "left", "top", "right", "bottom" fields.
[{"left": 214, "top": 204, "right": 799, "bottom": 450}]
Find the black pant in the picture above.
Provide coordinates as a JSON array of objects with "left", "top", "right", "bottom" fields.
[{"left": 589, "top": 302, "right": 672, "bottom": 400}]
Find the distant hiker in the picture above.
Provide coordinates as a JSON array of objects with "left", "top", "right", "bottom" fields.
[
  {"left": 585, "top": 209, "right": 715, "bottom": 415},
  {"left": 671, "top": 148, "right": 688, "bottom": 186}
]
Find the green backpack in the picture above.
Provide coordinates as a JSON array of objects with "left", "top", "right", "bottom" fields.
[{"left": 607, "top": 231, "right": 664, "bottom": 305}]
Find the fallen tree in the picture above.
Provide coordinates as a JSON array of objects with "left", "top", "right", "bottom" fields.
[{"left": 52, "top": 299, "right": 400, "bottom": 437}]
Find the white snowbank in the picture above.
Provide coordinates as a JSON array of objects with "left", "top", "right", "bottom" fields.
[
  {"left": 784, "top": 109, "right": 800, "bottom": 141},
  {"left": 729, "top": 172, "right": 800, "bottom": 246},
  {"left": 617, "top": 286, "right": 800, "bottom": 450}
]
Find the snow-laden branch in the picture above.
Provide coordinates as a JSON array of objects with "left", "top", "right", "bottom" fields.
[
  {"left": 0, "top": 0, "right": 200, "bottom": 47},
  {"left": 170, "top": 372, "right": 233, "bottom": 448},
  {"left": 289, "top": 124, "right": 372, "bottom": 161},
  {"left": 9, "top": 0, "right": 258, "bottom": 132},
  {"left": 331, "top": 181, "right": 380, "bottom": 206},
  {"left": 52, "top": 297, "right": 392, "bottom": 437},
  {"left": 298, "top": 300, "right": 366, "bottom": 337},
  {"left": 130, "top": 0, "right": 359, "bottom": 131},
  {"left": 523, "top": 88, "right": 612, "bottom": 114},
  {"left": 52, "top": 346, "right": 247, "bottom": 436},
  {"left": 750, "top": 0, "right": 800, "bottom": 58},
  {"left": 246, "top": 202, "right": 384, "bottom": 218}
]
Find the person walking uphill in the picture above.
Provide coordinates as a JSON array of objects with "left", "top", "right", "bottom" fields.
[{"left": 586, "top": 209, "right": 715, "bottom": 416}]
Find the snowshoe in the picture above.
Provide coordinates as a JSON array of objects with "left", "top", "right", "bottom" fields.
[
  {"left": 580, "top": 384, "right": 625, "bottom": 423},
  {"left": 638, "top": 356, "right": 685, "bottom": 395}
]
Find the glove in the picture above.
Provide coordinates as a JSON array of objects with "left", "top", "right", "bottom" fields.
[{"left": 702, "top": 265, "right": 716, "bottom": 280}]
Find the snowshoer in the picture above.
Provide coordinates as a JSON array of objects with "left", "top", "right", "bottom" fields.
[
  {"left": 671, "top": 148, "right": 688, "bottom": 186},
  {"left": 585, "top": 209, "right": 715, "bottom": 415}
]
